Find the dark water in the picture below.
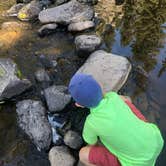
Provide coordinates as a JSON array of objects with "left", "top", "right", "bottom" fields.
[{"left": 0, "top": 0, "right": 166, "bottom": 166}]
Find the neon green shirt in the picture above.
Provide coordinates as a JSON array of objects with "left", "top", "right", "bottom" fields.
[{"left": 83, "top": 92, "right": 164, "bottom": 166}]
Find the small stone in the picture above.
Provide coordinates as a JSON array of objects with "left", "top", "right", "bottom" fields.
[
  {"left": 68, "top": 21, "right": 95, "bottom": 32},
  {"left": 6, "top": 3, "right": 24, "bottom": 17},
  {"left": 64, "top": 130, "right": 83, "bottom": 149},
  {"left": 35, "top": 68, "right": 51, "bottom": 82},
  {"left": 49, "top": 146, "right": 75, "bottom": 166}
]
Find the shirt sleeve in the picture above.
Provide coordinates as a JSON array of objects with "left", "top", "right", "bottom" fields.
[{"left": 82, "top": 119, "right": 98, "bottom": 145}]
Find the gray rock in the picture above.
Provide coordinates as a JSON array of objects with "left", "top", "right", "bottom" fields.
[
  {"left": 0, "top": 58, "right": 31, "bottom": 101},
  {"left": 18, "top": 0, "right": 42, "bottom": 21},
  {"left": 64, "top": 130, "right": 83, "bottom": 149},
  {"left": 54, "top": 0, "right": 69, "bottom": 6},
  {"left": 49, "top": 146, "right": 75, "bottom": 166},
  {"left": 16, "top": 100, "right": 52, "bottom": 150},
  {"left": 77, "top": 0, "right": 98, "bottom": 5},
  {"left": 77, "top": 50, "right": 132, "bottom": 93},
  {"left": 75, "top": 35, "right": 101, "bottom": 53},
  {"left": 35, "top": 68, "right": 51, "bottom": 82},
  {"left": 68, "top": 21, "right": 95, "bottom": 32},
  {"left": 6, "top": 3, "right": 24, "bottom": 17},
  {"left": 44, "top": 85, "right": 71, "bottom": 112},
  {"left": 38, "top": 23, "right": 58, "bottom": 37},
  {"left": 39, "top": 0, "right": 94, "bottom": 25}
]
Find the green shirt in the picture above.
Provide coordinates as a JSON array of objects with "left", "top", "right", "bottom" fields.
[{"left": 83, "top": 92, "right": 164, "bottom": 166}]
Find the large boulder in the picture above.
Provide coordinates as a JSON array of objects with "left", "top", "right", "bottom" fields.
[
  {"left": 39, "top": 0, "right": 94, "bottom": 24},
  {"left": 77, "top": 50, "right": 132, "bottom": 93},
  {"left": 0, "top": 58, "right": 31, "bottom": 101},
  {"left": 44, "top": 85, "right": 71, "bottom": 112},
  {"left": 49, "top": 146, "right": 75, "bottom": 166},
  {"left": 18, "top": 0, "right": 42, "bottom": 21},
  {"left": 16, "top": 100, "right": 52, "bottom": 150}
]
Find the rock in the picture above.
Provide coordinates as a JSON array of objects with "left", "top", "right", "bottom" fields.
[
  {"left": 0, "top": 58, "right": 31, "bottom": 101},
  {"left": 6, "top": 3, "right": 24, "bottom": 17},
  {"left": 44, "top": 85, "right": 71, "bottom": 112},
  {"left": 18, "top": 0, "right": 42, "bottom": 21},
  {"left": 16, "top": 100, "right": 52, "bottom": 150},
  {"left": 49, "top": 146, "right": 75, "bottom": 166},
  {"left": 35, "top": 68, "right": 51, "bottom": 82},
  {"left": 77, "top": 0, "right": 98, "bottom": 5},
  {"left": 39, "top": 0, "right": 94, "bottom": 25},
  {"left": 54, "top": 0, "right": 69, "bottom": 6},
  {"left": 68, "top": 21, "right": 95, "bottom": 32},
  {"left": 16, "top": 0, "right": 32, "bottom": 3},
  {"left": 38, "top": 23, "right": 58, "bottom": 37},
  {"left": 75, "top": 35, "right": 101, "bottom": 54},
  {"left": 64, "top": 130, "right": 83, "bottom": 149},
  {"left": 77, "top": 50, "right": 132, "bottom": 93}
]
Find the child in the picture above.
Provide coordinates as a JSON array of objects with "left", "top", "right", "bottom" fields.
[{"left": 68, "top": 73, "right": 164, "bottom": 166}]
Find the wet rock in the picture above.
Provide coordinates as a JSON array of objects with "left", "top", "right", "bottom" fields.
[
  {"left": 16, "top": 100, "right": 52, "bottom": 150},
  {"left": 49, "top": 146, "right": 75, "bottom": 166},
  {"left": 77, "top": 0, "right": 98, "bottom": 5},
  {"left": 75, "top": 35, "right": 101, "bottom": 55},
  {"left": 0, "top": 58, "right": 31, "bottom": 101},
  {"left": 39, "top": 0, "right": 94, "bottom": 25},
  {"left": 68, "top": 21, "right": 95, "bottom": 32},
  {"left": 6, "top": 3, "right": 24, "bottom": 17},
  {"left": 44, "top": 85, "right": 71, "bottom": 112},
  {"left": 35, "top": 68, "right": 51, "bottom": 82},
  {"left": 38, "top": 23, "right": 58, "bottom": 37},
  {"left": 77, "top": 50, "right": 132, "bottom": 93},
  {"left": 64, "top": 130, "right": 83, "bottom": 149},
  {"left": 18, "top": 0, "right": 42, "bottom": 21}
]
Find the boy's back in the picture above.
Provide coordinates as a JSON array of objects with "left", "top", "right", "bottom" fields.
[{"left": 83, "top": 92, "right": 164, "bottom": 166}]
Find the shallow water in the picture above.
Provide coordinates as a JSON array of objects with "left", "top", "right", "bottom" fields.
[{"left": 0, "top": 0, "right": 166, "bottom": 166}]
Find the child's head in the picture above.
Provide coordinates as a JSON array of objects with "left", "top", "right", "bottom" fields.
[{"left": 68, "top": 73, "right": 103, "bottom": 108}]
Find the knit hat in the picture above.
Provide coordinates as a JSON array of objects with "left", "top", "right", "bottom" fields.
[{"left": 68, "top": 73, "right": 103, "bottom": 108}]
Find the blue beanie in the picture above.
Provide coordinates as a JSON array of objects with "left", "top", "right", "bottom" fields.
[{"left": 68, "top": 73, "right": 103, "bottom": 108}]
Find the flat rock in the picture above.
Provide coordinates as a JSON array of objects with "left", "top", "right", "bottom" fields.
[
  {"left": 68, "top": 21, "right": 95, "bottom": 31},
  {"left": 77, "top": 50, "right": 132, "bottom": 93},
  {"left": 18, "top": 0, "right": 42, "bottom": 21},
  {"left": 16, "top": 100, "right": 52, "bottom": 150},
  {"left": 6, "top": 3, "right": 24, "bottom": 17},
  {"left": 64, "top": 130, "right": 83, "bottom": 149},
  {"left": 75, "top": 35, "right": 101, "bottom": 53},
  {"left": 0, "top": 58, "right": 31, "bottom": 101},
  {"left": 44, "top": 85, "right": 71, "bottom": 112},
  {"left": 49, "top": 146, "right": 75, "bottom": 166},
  {"left": 39, "top": 0, "right": 94, "bottom": 24}
]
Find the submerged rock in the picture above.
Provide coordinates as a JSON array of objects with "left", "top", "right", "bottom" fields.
[
  {"left": 77, "top": 50, "right": 132, "bottom": 93},
  {"left": 68, "top": 21, "right": 95, "bottom": 32},
  {"left": 64, "top": 130, "right": 83, "bottom": 149},
  {"left": 0, "top": 58, "right": 31, "bottom": 101},
  {"left": 75, "top": 35, "right": 101, "bottom": 53},
  {"left": 44, "top": 85, "right": 71, "bottom": 112},
  {"left": 6, "top": 3, "right": 24, "bottom": 17},
  {"left": 16, "top": 100, "right": 52, "bottom": 150},
  {"left": 18, "top": 0, "right": 42, "bottom": 21},
  {"left": 39, "top": 0, "right": 94, "bottom": 24},
  {"left": 38, "top": 23, "right": 58, "bottom": 37},
  {"left": 49, "top": 146, "right": 75, "bottom": 166}
]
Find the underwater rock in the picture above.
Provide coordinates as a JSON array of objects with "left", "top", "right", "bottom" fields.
[
  {"left": 18, "top": 0, "right": 42, "bottom": 21},
  {"left": 68, "top": 21, "right": 95, "bottom": 32},
  {"left": 77, "top": 0, "right": 98, "bottom": 5},
  {"left": 77, "top": 50, "right": 132, "bottom": 93},
  {"left": 64, "top": 130, "right": 83, "bottom": 149},
  {"left": 39, "top": 0, "right": 94, "bottom": 24},
  {"left": 0, "top": 58, "right": 31, "bottom": 101},
  {"left": 75, "top": 35, "right": 101, "bottom": 54},
  {"left": 38, "top": 23, "right": 58, "bottom": 37},
  {"left": 44, "top": 85, "right": 71, "bottom": 112},
  {"left": 16, "top": 100, "right": 52, "bottom": 150},
  {"left": 5, "top": 3, "right": 24, "bottom": 17},
  {"left": 49, "top": 146, "right": 75, "bottom": 166}
]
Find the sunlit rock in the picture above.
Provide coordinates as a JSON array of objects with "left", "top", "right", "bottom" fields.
[
  {"left": 16, "top": 100, "right": 52, "bottom": 150},
  {"left": 77, "top": 50, "right": 132, "bottom": 93},
  {"left": 39, "top": 0, "right": 94, "bottom": 24}
]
